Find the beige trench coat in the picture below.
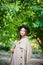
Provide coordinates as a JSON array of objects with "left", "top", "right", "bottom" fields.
[{"left": 10, "top": 36, "right": 32, "bottom": 65}]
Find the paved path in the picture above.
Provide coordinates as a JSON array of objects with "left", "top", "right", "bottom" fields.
[
  {"left": 0, "top": 57, "right": 43, "bottom": 65},
  {"left": 29, "top": 58, "right": 43, "bottom": 65},
  {"left": 0, "top": 53, "right": 43, "bottom": 65}
]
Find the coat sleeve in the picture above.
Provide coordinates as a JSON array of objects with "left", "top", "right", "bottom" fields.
[
  {"left": 14, "top": 45, "right": 16, "bottom": 49},
  {"left": 26, "top": 40, "right": 32, "bottom": 64}
]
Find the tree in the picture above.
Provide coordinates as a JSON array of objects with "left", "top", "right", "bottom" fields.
[{"left": 0, "top": 0, "right": 43, "bottom": 51}]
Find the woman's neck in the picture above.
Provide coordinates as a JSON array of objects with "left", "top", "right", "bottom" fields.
[
  {"left": 18, "top": 35, "right": 27, "bottom": 41},
  {"left": 21, "top": 35, "right": 27, "bottom": 39}
]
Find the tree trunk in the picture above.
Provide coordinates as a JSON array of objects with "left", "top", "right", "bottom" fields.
[{"left": 37, "top": 38, "right": 43, "bottom": 52}]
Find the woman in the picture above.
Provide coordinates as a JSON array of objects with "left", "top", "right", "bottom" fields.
[{"left": 10, "top": 24, "right": 32, "bottom": 65}]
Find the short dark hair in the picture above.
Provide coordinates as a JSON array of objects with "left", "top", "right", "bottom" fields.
[{"left": 18, "top": 24, "right": 30, "bottom": 34}]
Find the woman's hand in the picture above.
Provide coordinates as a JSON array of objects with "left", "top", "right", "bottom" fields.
[{"left": 10, "top": 48, "right": 14, "bottom": 53}]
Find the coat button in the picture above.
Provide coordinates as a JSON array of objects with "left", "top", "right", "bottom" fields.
[
  {"left": 20, "top": 48, "right": 23, "bottom": 52},
  {"left": 20, "top": 63, "right": 22, "bottom": 65},
  {"left": 20, "top": 56, "right": 22, "bottom": 58}
]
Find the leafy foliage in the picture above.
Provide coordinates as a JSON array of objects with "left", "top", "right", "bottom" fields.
[{"left": 0, "top": 0, "right": 43, "bottom": 51}]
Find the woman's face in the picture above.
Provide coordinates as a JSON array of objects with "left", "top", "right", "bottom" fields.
[{"left": 20, "top": 28, "right": 26, "bottom": 37}]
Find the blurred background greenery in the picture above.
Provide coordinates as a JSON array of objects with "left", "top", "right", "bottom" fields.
[{"left": 0, "top": 0, "right": 43, "bottom": 54}]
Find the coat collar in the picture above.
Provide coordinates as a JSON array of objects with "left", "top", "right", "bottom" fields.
[{"left": 18, "top": 35, "right": 28, "bottom": 42}]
